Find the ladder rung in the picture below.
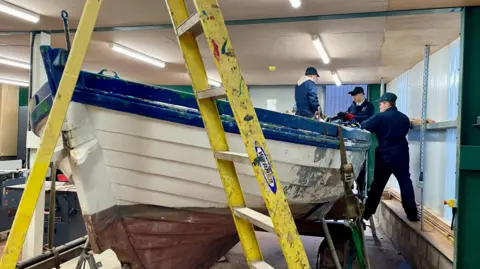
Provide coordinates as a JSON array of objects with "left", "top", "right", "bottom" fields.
[
  {"left": 176, "top": 12, "right": 203, "bottom": 37},
  {"left": 234, "top": 207, "right": 275, "bottom": 234},
  {"left": 215, "top": 151, "right": 250, "bottom": 164},
  {"left": 250, "top": 261, "right": 275, "bottom": 269},
  {"left": 196, "top": 87, "right": 226, "bottom": 100}
]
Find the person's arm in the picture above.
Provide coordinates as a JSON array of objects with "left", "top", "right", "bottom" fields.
[
  {"left": 360, "top": 113, "right": 381, "bottom": 133},
  {"left": 355, "top": 103, "right": 375, "bottom": 123},
  {"left": 307, "top": 82, "right": 320, "bottom": 112},
  {"left": 347, "top": 104, "right": 354, "bottom": 114}
]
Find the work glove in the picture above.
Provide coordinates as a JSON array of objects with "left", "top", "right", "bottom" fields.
[{"left": 337, "top": 112, "right": 355, "bottom": 121}]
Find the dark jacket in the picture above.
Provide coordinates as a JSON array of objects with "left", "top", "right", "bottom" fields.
[
  {"left": 295, "top": 76, "right": 319, "bottom": 118},
  {"left": 361, "top": 107, "right": 410, "bottom": 154},
  {"left": 347, "top": 99, "right": 375, "bottom": 123}
]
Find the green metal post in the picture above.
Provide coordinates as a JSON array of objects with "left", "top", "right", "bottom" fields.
[
  {"left": 455, "top": 7, "right": 480, "bottom": 269},
  {"left": 367, "top": 84, "right": 381, "bottom": 188}
]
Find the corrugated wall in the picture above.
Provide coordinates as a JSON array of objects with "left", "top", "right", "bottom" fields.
[{"left": 386, "top": 38, "right": 460, "bottom": 222}]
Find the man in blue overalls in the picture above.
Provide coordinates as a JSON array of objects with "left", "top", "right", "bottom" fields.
[
  {"left": 295, "top": 67, "right": 321, "bottom": 118},
  {"left": 361, "top": 92, "right": 418, "bottom": 221}
]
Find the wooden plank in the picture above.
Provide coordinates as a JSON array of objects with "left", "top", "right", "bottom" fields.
[
  {"left": 386, "top": 188, "right": 454, "bottom": 243},
  {"left": 196, "top": 87, "right": 226, "bottom": 100},
  {"left": 234, "top": 207, "right": 275, "bottom": 234},
  {"left": 250, "top": 261, "right": 275, "bottom": 269},
  {"left": 0, "top": 230, "right": 8, "bottom": 241},
  {"left": 176, "top": 12, "right": 203, "bottom": 37},
  {"left": 0, "top": 84, "right": 19, "bottom": 157},
  {"left": 215, "top": 151, "right": 250, "bottom": 164}
]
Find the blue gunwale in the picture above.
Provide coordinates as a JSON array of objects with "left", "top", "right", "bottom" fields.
[{"left": 31, "top": 46, "right": 370, "bottom": 151}]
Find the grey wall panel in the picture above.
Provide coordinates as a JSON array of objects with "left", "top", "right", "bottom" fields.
[{"left": 16, "top": 106, "right": 28, "bottom": 163}]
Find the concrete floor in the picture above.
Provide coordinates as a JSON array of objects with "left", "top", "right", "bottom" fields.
[{"left": 212, "top": 227, "right": 412, "bottom": 269}]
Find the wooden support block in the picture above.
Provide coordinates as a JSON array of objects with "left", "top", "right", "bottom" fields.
[{"left": 0, "top": 84, "right": 19, "bottom": 157}]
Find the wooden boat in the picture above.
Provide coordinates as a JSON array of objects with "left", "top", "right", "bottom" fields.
[{"left": 29, "top": 46, "right": 371, "bottom": 269}]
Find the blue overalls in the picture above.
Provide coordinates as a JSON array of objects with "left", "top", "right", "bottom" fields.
[{"left": 361, "top": 107, "right": 418, "bottom": 220}]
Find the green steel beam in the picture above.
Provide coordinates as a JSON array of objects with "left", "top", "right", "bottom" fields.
[
  {"left": 367, "top": 84, "right": 381, "bottom": 188},
  {"left": 0, "top": 7, "right": 461, "bottom": 36},
  {"left": 455, "top": 7, "right": 480, "bottom": 269}
]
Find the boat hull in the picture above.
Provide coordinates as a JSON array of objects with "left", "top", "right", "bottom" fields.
[
  {"left": 84, "top": 205, "right": 238, "bottom": 269},
  {"left": 40, "top": 103, "right": 366, "bottom": 269}
]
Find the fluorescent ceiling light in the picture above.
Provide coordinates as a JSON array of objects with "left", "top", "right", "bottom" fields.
[
  {"left": 0, "top": 77, "right": 29, "bottom": 87},
  {"left": 0, "top": 56, "right": 30, "bottom": 69},
  {"left": 208, "top": 78, "right": 221, "bottom": 88},
  {"left": 312, "top": 34, "right": 330, "bottom": 64},
  {"left": 110, "top": 43, "right": 166, "bottom": 68},
  {"left": 331, "top": 71, "right": 342, "bottom": 86},
  {"left": 0, "top": 1, "right": 40, "bottom": 23},
  {"left": 290, "top": 0, "right": 301, "bottom": 8}
]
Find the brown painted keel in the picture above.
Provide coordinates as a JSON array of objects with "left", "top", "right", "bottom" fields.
[{"left": 83, "top": 205, "right": 239, "bottom": 269}]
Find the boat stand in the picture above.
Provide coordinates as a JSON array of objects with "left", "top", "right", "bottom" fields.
[
  {"left": 312, "top": 127, "right": 371, "bottom": 269},
  {"left": 74, "top": 238, "right": 102, "bottom": 269},
  {"left": 307, "top": 202, "right": 369, "bottom": 269}
]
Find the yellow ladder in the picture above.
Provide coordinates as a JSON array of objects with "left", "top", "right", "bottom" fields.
[
  {"left": 0, "top": 1, "right": 102, "bottom": 268},
  {"left": 0, "top": 0, "right": 309, "bottom": 268},
  {"left": 166, "top": 0, "right": 309, "bottom": 268}
]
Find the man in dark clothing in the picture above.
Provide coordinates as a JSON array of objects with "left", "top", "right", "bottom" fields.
[
  {"left": 347, "top": 86, "right": 375, "bottom": 124},
  {"left": 342, "top": 86, "right": 375, "bottom": 194},
  {"left": 295, "top": 67, "right": 321, "bottom": 118},
  {"left": 361, "top": 92, "right": 419, "bottom": 221}
]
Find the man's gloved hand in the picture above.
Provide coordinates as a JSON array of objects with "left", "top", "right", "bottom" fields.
[
  {"left": 337, "top": 112, "right": 347, "bottom": 118},
  {"left": 344, "top": 113, "right": 355, "bottom": 121},
  {"left": 337, "top": 112, "right": 355, "bottom": 121}
]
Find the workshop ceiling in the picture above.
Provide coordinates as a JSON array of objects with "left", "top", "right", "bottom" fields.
[{"left": 0, "top": 0, "right": 470, "bottom": 85}]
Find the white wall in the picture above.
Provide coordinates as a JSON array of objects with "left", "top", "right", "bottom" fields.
[
  {"left": 386, "top": 38, "right": 460, "bottom": 221},
  {"left": 249, "top": 85, "right": 325, "bottom": 113}
]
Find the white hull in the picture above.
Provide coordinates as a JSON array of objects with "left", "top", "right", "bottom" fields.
[{"left": 52, "top": 103, "right": 366, "bottom": 217}]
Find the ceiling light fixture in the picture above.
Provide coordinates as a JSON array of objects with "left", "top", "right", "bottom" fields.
[
  {"left": 208, "top": 78, "right": 221, "bottom": 88},
  {"left": 0, "top": 56, "right": 30, "bottom": 70},
  {"left": 110, "top": 43, "right": 166, "bottom": 68},
  {"left": 331, "top": 71, "right": 342, "bottom": 86},
  {"left": 290, "top": 0, "right": 301, "bottom": 8},
  {"left": 0, "top": 77, "right": 29, "bottom": 87},
  {"left": 312, "top": 34, "right": 330, "bottom": 65},
  {"left": 0, "top": 0, "right": 40, "bottom": 23}
]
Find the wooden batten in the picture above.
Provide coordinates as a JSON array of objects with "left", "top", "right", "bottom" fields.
[
  {"left": 386, "top": 188, "right": 454, "bottom": 244},
  {"left": 0, "top": 84, "right": 19, "bottom": 157}
]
